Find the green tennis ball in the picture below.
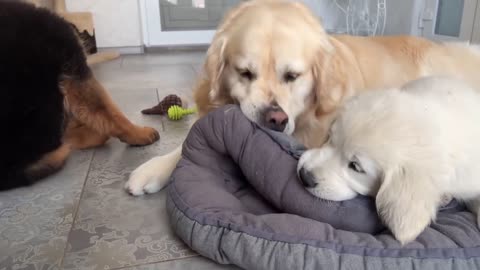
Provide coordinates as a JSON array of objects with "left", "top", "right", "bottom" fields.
[{"left": 167, "top": 105, "right": 197, "bottom": 120}]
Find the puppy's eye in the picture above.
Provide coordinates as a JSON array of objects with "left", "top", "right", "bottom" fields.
[
  {"left": 237, "top": 68, "right": 255, "bottom": 81},
  {"left": 348, "top": 161, "right": 365, "bottom": 174},
  {"left": 284, "top": 72, "right": 300, "bottom": 82}
]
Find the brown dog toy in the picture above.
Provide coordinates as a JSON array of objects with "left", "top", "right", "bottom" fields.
[{"left": 142, "top": 94, "right": 183, "bottom": 115}]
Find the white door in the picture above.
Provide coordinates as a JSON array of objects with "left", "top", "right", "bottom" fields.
[
  {"left": 421, "top": 0, "right": 478, "bottom": 42},
  {"left": 141, "top": 0, "right": 243, "bottom": 47}
]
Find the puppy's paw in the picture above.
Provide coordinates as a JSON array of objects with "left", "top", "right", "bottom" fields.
[
  {"left": 120, "top": 126, "right": 160, "bottom": 146},
  {"left": 125, "top": 156, "right": 171, "bottom": 196}
]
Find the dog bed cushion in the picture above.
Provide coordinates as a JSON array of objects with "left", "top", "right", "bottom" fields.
[{"left": 167, "top": 105, "right": 480, "bottom": 270}]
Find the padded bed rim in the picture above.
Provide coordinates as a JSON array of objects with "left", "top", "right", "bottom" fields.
[{"left": 167, "top": 183, "right": 480, "bottom": 270}]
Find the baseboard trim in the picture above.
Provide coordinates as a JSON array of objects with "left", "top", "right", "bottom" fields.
[
  {"left": 98, "top": 46, "right": 145, "bottom": 55},
  {"left": 97, "top": 45, "right": 209, "bottom": 54},
  {"left": 145, "top": 44, "right": 209, "bottom": 53}
]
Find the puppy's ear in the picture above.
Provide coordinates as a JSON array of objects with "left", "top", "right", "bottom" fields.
[{"left": 376, "top": 165, "right": 441, "bottom": 245}]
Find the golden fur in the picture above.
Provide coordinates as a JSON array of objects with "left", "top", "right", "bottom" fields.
[
  {"left": 195, "top": 0, "right": 480, "bottom": 147},
  {"left": 125, "top": 0, "right": 480, "bottom": 196}
]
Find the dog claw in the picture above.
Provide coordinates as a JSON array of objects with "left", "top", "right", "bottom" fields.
[{"left": 119, "top": 126, "right": 160, "bottom": 146}]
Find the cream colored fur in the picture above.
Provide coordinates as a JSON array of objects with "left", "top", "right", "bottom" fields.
[{"left": 298, "top": 77, "right": 480, "bottom": 244}]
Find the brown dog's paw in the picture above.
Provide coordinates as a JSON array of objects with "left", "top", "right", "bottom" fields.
[{"left": 119, "top": 126, "right": 160, "bottom": 146}]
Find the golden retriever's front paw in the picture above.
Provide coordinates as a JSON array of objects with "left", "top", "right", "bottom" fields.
[
  {"left": 120, "top": 126, "right": 160, "bottom": 146},
  {"left": 125, "top": 156, "right": 171, "bottom": 196}
]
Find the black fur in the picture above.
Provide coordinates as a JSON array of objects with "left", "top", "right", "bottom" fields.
[{"left": 0, "top": 1, "right": 91, "bottom": 190}]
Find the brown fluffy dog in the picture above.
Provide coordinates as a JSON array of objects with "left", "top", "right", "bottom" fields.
[{"left": 125, "top": 0, "right": 480, "bottom": 196}]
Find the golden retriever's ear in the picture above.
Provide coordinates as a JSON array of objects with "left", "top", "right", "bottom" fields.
[
  {"left": 311, "top": 38, "right": 366, "bottom": 117},
  {"left": 311, "top": 49, "right": 348, "bottom": 116},
  {"left": 204, "top": 36, "right": 228, "bottom": 102},
  {"left": 376, "top": 166, "right": 441, "bottom": 245},
  {"left": 202, "top": 1, "right": 256, "bottom": 103}
]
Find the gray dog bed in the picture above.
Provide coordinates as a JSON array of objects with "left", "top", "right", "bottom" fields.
[{"left": 166, "top": 105, "right": 480, "bottom": 270}]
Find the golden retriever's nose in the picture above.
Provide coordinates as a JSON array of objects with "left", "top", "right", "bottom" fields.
[
  {"left": 264, "top": 107, "right": 289, "bottom": 132},
  {"left": 298, "top": 167, "right": 318, "bottom": 188}
]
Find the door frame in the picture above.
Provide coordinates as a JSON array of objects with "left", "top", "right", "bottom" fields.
[
  {"left": 421, "top": 0, "right": 478, "bottom": 42},
  {"left": 472, "top": 0, "right": 480, "bottom": 43}
]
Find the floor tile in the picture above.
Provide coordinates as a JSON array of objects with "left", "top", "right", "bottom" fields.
[
  {"left": 93, "top": 63, "right": 197, "bottom": 90},
  {"left": 124, "top": 256, "right": 241, "bottom": 270},
  {"left": 0, "top": 150, "right": 93, "bottom": 270},
  {"left": 1, "top": 53, "right": 209, "bottom": 270},
  {"left": 93, "top": 56, "right": 123, "bottom": 70},
  {"left": 61, "top": 144, "right": 194, "bottom": 270},
  {"left": 107, "top": 88, "right": 163, "bottom": 132},
  {"left": 62, "top": 86, "right": 195, "bottom": 270},
  {"left": 160, "top": 114, "right": 196, "bottom": 147}
]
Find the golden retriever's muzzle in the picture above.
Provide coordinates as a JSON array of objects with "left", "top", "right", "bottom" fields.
[{"left": 263, "top": 105, "right": 289, "bottom": 132}]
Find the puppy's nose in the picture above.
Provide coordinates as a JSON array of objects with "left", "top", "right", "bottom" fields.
[
  {"left": 298, "top": 167, "right": 318, "bottom": 188},
  {"left": 264, "top": 107, "right": 289, "bottom": 132}
]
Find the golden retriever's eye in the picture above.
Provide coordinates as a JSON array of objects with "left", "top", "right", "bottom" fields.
[
  {"left": 237, "top": 68, "right": 255, "bottom": 81},
  {"left": 284, "top": 72, "right": 300, "bottom": 83},
  {"left": 348, "top": 161, "right": 365, "bottom": 174}
]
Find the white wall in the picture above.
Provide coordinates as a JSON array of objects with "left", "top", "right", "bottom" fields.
[{"left": 65, "top": 0, "right": 143, "bottom": 48}]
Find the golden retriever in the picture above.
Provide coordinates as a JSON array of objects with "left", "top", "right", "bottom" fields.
[
  {"left": 125, "top": 0, "right": 480, "bottom": 196},
  {"left": 297, "top": 76, "right": 480, "bottom": 244}
]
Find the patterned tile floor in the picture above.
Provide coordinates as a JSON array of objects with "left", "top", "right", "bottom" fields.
[{"left": 0, "top": 52, "right": 239, "bottom": 270}]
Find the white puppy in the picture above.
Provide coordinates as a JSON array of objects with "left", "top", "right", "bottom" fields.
[{"left": 297, "top": 76, "right": 480, "bottom": 244}]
